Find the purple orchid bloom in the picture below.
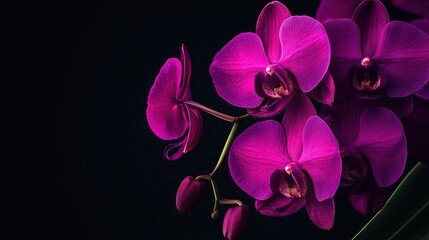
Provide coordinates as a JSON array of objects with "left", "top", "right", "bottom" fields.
[
  {"left": 228, "top": 94, "right": 341, "bottom": 229},
  {"left": 210, "top": 1, "right": 331, "bottom": 117},
  {"left": 326, "top": 101, "right": 407, "bottom": 214},
  {"left": 316, "top": 0, "right": 364, "bottom": 22},
  {"left": 146, "top": 45, "right": 202, "bottom": 160},
  {"left": 405, "top": 97, "right": 429, "bottom": 165},
  {"left": 392, "top": 0, "right": 429, "bottom": 16},
  {"left": 324, "top": 0, "right": 429, "bottom": 105}
]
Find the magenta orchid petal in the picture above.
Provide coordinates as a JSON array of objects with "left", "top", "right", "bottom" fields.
[
  {"left": 350, "top": 192, "right": 370, "bottom": 215},
  {"left": 183, "top": 105, "right": 203, "bottom": 153},
  {"left": 278, "top": 16, "right": 331, "bottom": 93},
  {"left": 308, "top": 71, "right": 335, "bottom": 105},
  {"left": 392, "top": 0, "right": 429, "bottom": 16},
  {"left": 147, "top": 58, "right": 189, "bottom": 140},
  {"left": 229, "top": 120, "right": 290, "bottom": 200},
  {"left": 256, "top": 1, "right": 291, "bottom": 63},
  {"left": 299, "top": 117, "right": 341, "bottom": 201},
  {"left": 255, "top": 195, "right": 304, "bottom": 217},
  {"left": 282, "top": 93, "right": 316, "bottom": 161},
  {"left": 305, "top": 191, "right": 335, "bottom": 230},
  {"left": 164, "top": 138, "right": 186, "bottom": 161},
  {"left": 316, "top": 0, "right": 364, "bottom": 22},
  {"left": 352, "top": 0, "right": 389, "bottom": 57},
  {"left": 210, "top": 33, "right": 268, "bottom": 108},
  {"left": 354, "top": 107, "right": 407, "bottom": 187},
  {"left": 374, "top": 21, "right": 429, "bottom": 97},
  {"left": 411, "top": 18, "right": 429, "bottom": 35},
  {"left": 323, "top": 19, "right": 362, "bottom": 102},
  {"left": 178, "top": 44, "right": 192, "bottom": 101},
  {"left": 327, "top": 98, "right": 364, "bottom": 146}
]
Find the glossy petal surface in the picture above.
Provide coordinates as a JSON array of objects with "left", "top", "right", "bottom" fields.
[
  {"left": 374, "top": 21, "right": 429, "bottom": 97},
  {"left": 256, "top": 1, "right": 291, "bottom": 63},
  {"left": 299, "top": 117, "right": 342, "bottom": 201},
  {"left": 210, "top": 33, "right": 268, "bottom": 108},
  {"left": 305, "top": 190, "right": 335, "bottom": 230},
  {"left": 352, "top": 0, "right": 389, "bottom": 57},
  {"left": 282, "top": 93, "right": 316, "bottom": 161},
  {"left": 355, "top": 107, "right": 407, "bottom": 187},
  {"left": 279, "top": 16, "right": 331, "bottom": 92},
  {"left": 229, "top": 120, "right": 289, "bottom": 200},
  {"left": 147, "top": 58, "right": 188, "bottom": 140}
]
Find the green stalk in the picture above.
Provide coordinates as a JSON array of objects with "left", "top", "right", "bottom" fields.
[
  {"left": 210, "top": 179, "right": 220, "bottom": 218},
  {"left": 210, "top": 121, "right": 239, "bottom": 177},
  {"left": 353, "top": 162, "right": 429, "bottom": 240}
]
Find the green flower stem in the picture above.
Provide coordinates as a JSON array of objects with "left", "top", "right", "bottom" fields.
[
  {"left": 210, "top": 178, "right": 220, "bottom": 218},
  {"left": 207, "top": 116, "right": 250, "bottom": 218},
  {"left": 210, "top": 121, "right": 239, "bottom": 177}
]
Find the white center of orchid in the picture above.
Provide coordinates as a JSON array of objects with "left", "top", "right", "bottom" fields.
[
  {"left": 361, "top": 57, "right": 371, "bottom": 67},
  {"left": 265, "top": 65, "right": 274, "bottom": 75},
  {"left": 285, "top": 163, "right": 297, "bottom": 174}
]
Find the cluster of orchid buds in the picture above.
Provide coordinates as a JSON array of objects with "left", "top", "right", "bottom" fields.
[{"left": 147, "top": 0, "right": 429, "bottom": 239}]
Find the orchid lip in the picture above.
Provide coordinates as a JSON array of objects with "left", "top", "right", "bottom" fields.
[
  {"left": 256, "top": 67, "right": 295, "bottom": 99},
  {"left": 349, "top": 59, "right": 382, "bottom": 93},
  {"left": 278, "top": 169, "right": 307, "bottom": 199},
  {"left": 340, "top": 149, "right": 368, "bottom": 187}
]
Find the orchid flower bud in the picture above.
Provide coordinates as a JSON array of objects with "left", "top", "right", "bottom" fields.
[
  {"left": 222, "top": 205, "right": 250, "bottom": 240},
  {"left": 175, "top": 176, "right": 207, "bottom": 213}
]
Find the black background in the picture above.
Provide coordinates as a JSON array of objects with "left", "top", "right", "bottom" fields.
[{"left": 2, "top": 0, "right": 417, "bottom": 239}]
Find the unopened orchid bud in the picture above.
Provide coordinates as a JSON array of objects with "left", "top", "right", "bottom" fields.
[
  {"left": 175, "top": 176, "right": 207, "bottom": 213},
  {"left": 222, "top": 205, "right": 250, "bottom": 240}
]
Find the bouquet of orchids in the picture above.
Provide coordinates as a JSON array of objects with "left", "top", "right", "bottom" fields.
[{"left": 146, "top": 0, "right": 429, "bottom": 239}]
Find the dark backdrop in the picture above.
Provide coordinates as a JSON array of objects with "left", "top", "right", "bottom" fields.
[{"left": 2, "top": 0, "right": 416, "bottom": 239}]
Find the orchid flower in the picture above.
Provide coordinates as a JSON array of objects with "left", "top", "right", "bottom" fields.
[
  {"left": 228, "top": 94, "right": 341, "bottom": 229},
  {"left": 210, "top": 1, "right": 331, "bottom": 117},
  {"left": 326, "top": 101, "right": 407, "bottom": 214},
  {"left": 146, "top": 45, "right": 202, "bottom": 160},
  {"left": 323, "top": 0, "right": 429, "bottom": 109}
]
